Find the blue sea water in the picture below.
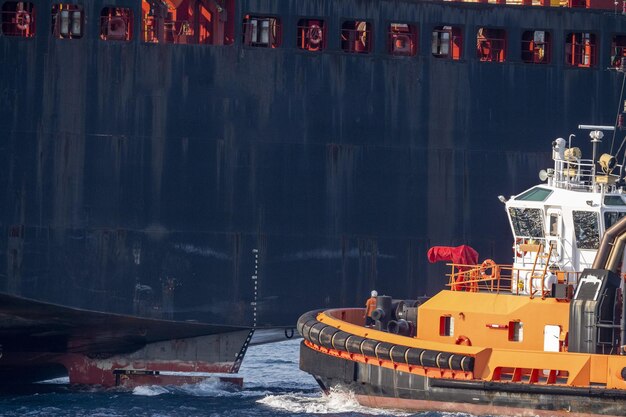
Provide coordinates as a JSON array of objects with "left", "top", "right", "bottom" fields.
[{"left": 0, "top": 339, "right": 482, "bottom": 417}]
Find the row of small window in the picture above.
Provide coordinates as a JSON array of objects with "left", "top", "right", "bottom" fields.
[
  {"left": 2, "top": 1, "right": 625, "bottom": 67},
  {"left": 509, "top": 206, "right": 626, "bottom": 250},
  {"left": 0, "top": 1, "right": 233, "bottom": 43},
  {"left": 245, "top": 17, "right": 626, "bottom": 68},
  {"left": 0, "top": 2, "right": 132, "bottom": 40}
]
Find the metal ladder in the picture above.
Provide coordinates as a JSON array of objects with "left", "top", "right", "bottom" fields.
[{"left": 529, "top": 241, "right": 555, "bottom": 299}]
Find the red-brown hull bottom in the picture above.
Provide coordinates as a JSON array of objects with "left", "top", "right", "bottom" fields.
[
  {"left": 357, "top": 395, "right": 621, "bottom": 417},
  {"left": 0, "top": 329, "right": 251, "bottom": 387}
]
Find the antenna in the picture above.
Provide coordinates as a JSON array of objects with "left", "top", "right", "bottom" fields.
[
  {"left": 578, "top": 125, "right": 615, "bottom": 131},
  {"left": 577, "top": 128, "right": 610, "bottom": 188}
]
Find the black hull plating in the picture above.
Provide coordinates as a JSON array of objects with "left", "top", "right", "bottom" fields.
[
  {"left": 300, "top": 342, "right": 625, "bottom": 416},
  {"left": 2, "top": 0, "right": 626, "bottom": 329}
]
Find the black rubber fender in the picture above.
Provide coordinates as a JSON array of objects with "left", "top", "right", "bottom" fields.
[
  {"left": 345, "top": 335, "right": 366, "bottom": 354},
  {"left": 296, "top": 312, "right": 319, "bottom": 337},
  {"left": 331, "top": 331, "right": 351, "bottom": 351},
  {"left": 360, "top": 338, "right": 380, "bottom": 357},
  {"left": 435, "top": 351, "right": 453, "bottom": 369},
  {"left": 296, "top": 310, "right": 317, "bottom": 327},
  {"left": 405, "top": 347, "right": 425, "bottom": 366},
  {"left": 298, "top": 318, "right": 318, "bottom": 341},
  {"left": 374, "top": 342, "right": 394, "bottom": 361},
  {"left": 390, "top": 345, "right": 409, "bottom": 363},
  {"left": 449, "top": 354, "right": 464, "bottom": 371},
  {"left": 318, "top": 326, "right": 340, "bottom": 349},
  {"left": 460, "top": 356, "right": 475, "bottom": 372},
  {"left": 420, "top": 349, "right": 439, "bottom": 368},
  {"left": 308, "top": 322, "right": 329, "bottom": 346}
]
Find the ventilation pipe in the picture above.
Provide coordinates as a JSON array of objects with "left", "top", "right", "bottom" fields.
[
  {"left": 585, "top": 214, "right": 626, "bottom": 354},
  {"left": 592, "top": 215, "right": 626, "bottom": 270}
]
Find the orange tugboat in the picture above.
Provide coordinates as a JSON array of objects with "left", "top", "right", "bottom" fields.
[{"left": 298, "top": 125, "right": 626, "bottom": 416}]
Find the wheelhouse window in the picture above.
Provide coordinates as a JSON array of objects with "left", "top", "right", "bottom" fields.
[
  {"left": 341, "top": 20, "right": 372, "bottom": 54},
  {"left": 242, "top": 15, "right": 280, "bottom": 48},
  {"left": 142, "top": 0, "right": 231, "bottom": 45},
  {"left": 605, "top": 195, "right": 626, "bottom": 206},
  {"left": 1, "top": 1, "right": 35, "bottom": 37},
  {"left": 611, "top": 35, "right": 626, "bottom": 69},
  {"left": 100, "top": 7, "right": 133, "bottom": 41},
  {"left": 573, "top": 211, "right": 599, "bottom": 249},
  {"left": 548, "top": 213, "right": 559, "bottom": 236},
  {"left": 565, "top": 32, "right": 596, "bottom": 68},
  {"left": 515, "top": 187, "right": 552, "bottom": 202},
  {"left": 521, "top": 30, "right": 550, "bottom": 64},
  {"left": 51, "top": 4, "right": 82, "bottom": 39},
  {"left": 477, "top": 27, "right": 506, "bottom": 62},
  {"left": 509, "top": 207, "right": 544, "bottom": 238},
  {"left": 432, "top": 25, "right": 462, "bottom": 60},
  {"left": 604, "top": 211, "right": 626, "bottom": 230},
  {"left": 297, "top": 18, "right": 325, "bottom": 52},
  {"left": 388, "top": 23, "right": 417, "bottom": 56}
]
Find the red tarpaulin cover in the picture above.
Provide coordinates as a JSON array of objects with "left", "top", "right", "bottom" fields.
[{"left": 427, "top": 245, "right": 479, "bottom": 267}]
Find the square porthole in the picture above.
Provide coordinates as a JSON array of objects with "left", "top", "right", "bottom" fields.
[
  {"left": 341, "top": 20, "right": 372, "bottom": 54},
  {"left": 297, "top": 18, "right": 325, "bottom": 52},
  {"left": 432, "top": 25, "right": 462, "bottom": 60},
  {"left": 439, "top": 315, "right": 454, "bottom": 336},
  {"left": 1, "top": 1, "right": 35, "bottom": 38},
  {"left": 242, "top": 15, "right": 281, "bottom": 48},
  {"left": 100, "top": 7, "right": 133, "bottom": 41},
  {"left": 51, "top": 4, "right": 83, "bottom": 39},
  {"left": 508, "top": 321, "right": 523, "bottom": 342},
  {"left": 388, "top": 23, "right": 417, "bottom": 56}
]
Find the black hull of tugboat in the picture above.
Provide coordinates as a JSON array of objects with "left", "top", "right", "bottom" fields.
[
  {"left": 301, "top": 343, "right": 625, "bottom": 417},
  {"left": 2, "top": 0, "right": 626, "bottom": 379}
]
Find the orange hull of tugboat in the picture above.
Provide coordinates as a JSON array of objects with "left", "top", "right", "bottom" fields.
[{"left": 298, "top": 276, "right": 626, "bottom": 416}]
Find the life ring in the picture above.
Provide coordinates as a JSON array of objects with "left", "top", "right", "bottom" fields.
[
  {"left": 356, "top": 21, "right": 368, "bottom": 47},
  {"left": 480, "top": 259, "right": 497, "bottom": 280},
  {"left": 307, "top": 24, "right": 322, "bottom": 46},
  {"left": 16, "top": 10, "right": 31, "bottom": 31},
  {"left": 455, "top": 335, "right": 472, "bottom": 346}
]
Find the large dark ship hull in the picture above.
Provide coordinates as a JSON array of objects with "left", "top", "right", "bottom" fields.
[
  {"left": 0, "top": 292, "right": 251, "bottom": 385},
  {"left": 2, "top": 0, "right": 626, "bottom": 382}
]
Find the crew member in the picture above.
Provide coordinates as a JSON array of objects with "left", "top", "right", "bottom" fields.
[{"left": 364, "top": 290, "right": 377, "bottom": 327}]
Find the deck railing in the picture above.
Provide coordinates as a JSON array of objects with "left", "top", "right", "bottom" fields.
[
  {"left": 447, "top": 262, "right": 580, "bottom": 298},
  {"left": 552, "top": 156, "right": 622, "bottom": 192}
]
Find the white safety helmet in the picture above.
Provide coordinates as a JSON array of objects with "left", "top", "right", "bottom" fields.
[{"left": 371, "top": 290, "right": 378, "bottom": 297}]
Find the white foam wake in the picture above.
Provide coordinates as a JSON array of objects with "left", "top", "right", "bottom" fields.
[
  {"left": 131, "top": 385, "right": 170, "bottom": 396},
  {"left": 256, "top": 387, "right": 412, "bottom": 415}
]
